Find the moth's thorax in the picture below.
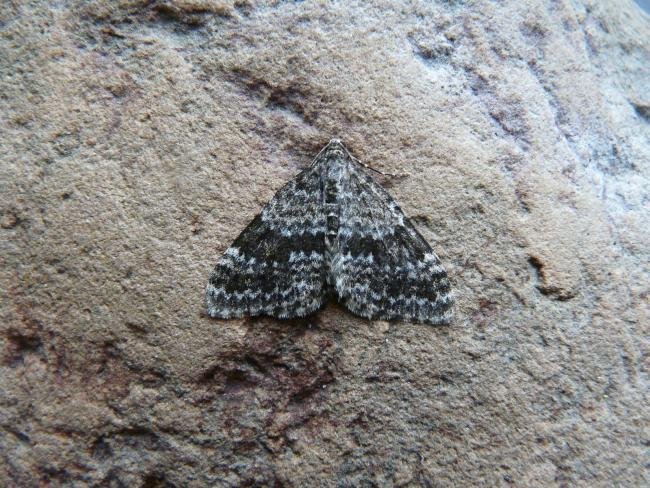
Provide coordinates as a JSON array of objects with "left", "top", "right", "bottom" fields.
[
  {"left": 325, "top": 153, "right": 347, "bottom": 178},
  {"left": 323, "top": 155, "right": 347, "bottom": 275}
]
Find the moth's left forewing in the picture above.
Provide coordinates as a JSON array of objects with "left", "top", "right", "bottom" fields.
[{"left": 205, "top": 165, "right": 328, "bottom": 319}]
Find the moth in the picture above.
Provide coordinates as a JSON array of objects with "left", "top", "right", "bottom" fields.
[{"left": 205, "top": 139, "right": 453, "bottom": 325}]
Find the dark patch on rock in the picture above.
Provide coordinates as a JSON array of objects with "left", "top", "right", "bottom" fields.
[
  {"left": 141, "top": 471, "right": 175, "bottom": 488},
  {"left": 4, "top": 329, "right": 43, "bottom": 366},
  {"left": 91, "top": 436, "right": 113, "bottom": 460},
  {"left": 226, "top": 66, "right": 318, "bottom": 125},
  {"left": 1, "top": 207, "right": 22, "bottom": 229},
  {"left": 631, "top": 100, "right": 650, "bottom": 122},
  {"left": 528, "top": 256, "right": 576, "bottom": 301}
]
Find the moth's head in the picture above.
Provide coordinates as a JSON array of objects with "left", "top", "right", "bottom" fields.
[
  {"left": 310, "top": 139, "right": 352, "bottom": 167},
  {"left": 324, "top": 139, "right": 348, "bottom": 158}
]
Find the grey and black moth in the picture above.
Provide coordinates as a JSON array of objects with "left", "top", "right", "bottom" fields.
[{"left": 205, "top": 139, "right": 453, "bottom": 325}]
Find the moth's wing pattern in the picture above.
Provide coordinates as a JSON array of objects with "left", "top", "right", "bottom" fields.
[
  {"left": 332, "top": 162, "right": 453, "bottom": 325},
  {"left": 206, "top": 165, "right": 327, "bottom": 319}
]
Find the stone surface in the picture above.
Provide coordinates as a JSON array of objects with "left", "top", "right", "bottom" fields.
[{"left": 1, "top": 0, "right": 648, "bottom": 486}]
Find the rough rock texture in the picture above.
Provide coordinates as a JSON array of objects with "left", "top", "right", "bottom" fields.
[{"left": 1, "top": 0, "right": 648, "bottom": 486}]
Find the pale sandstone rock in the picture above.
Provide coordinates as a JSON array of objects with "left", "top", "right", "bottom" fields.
[{"left": 1, "top": 0, "right": 648, "bottom": 486}]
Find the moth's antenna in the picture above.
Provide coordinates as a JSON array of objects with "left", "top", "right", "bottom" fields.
[
  {"left": 310, "top": 139, "right": 336, "bottom": 166},
  {"left": 350, "top": 155, "right": 403, "bottom": 178}
]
